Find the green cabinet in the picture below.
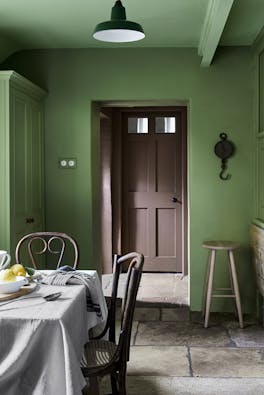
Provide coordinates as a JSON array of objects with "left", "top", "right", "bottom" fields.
[
  {"left": 0, "top": 71, "right": 46, "bottom": 259},
  {"left": 253, "top": 32, "right": 264, "bottom": 223}
]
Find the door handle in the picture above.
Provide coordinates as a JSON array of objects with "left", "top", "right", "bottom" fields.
[{"left": 171, "top": 197, "right": 182, "bottom": 204}]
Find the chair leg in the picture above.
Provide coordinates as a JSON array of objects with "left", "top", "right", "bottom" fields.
[
  {"left": 89, "top": 377, "right": 100, "bottom": 395},
  {"left": 228, "top": 251, "right": 243, "bottom": 329},
  {"left": 111, "top": 373, "right": 118, "bottom": 395},
  {"left": 118, "top": 365, "right": 127, "bottom": 395},
  {"left": 204, "top": 249, "right": 216, "bottom": 328}
]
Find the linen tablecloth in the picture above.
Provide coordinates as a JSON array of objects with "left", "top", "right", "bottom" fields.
[{"left": 0, "top": 270, "right": 107, "bottom": 395}]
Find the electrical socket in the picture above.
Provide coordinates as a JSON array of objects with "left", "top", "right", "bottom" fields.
[{"left": 58, "top": 158, "right": 77, "bottom": 169}]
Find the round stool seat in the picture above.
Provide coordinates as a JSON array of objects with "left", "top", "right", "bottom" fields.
[{"left": 202, "top": 240, "right": 240, "bottom": 251}]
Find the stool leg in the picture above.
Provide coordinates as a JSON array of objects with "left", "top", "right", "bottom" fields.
[
  {"left": 204, "top": 249, "right": 216, "bottom": 328},
  {"left": 227, "top": 251, "right": 237, "bottom": 318},
  {"left": 202, "top": 251, "right": 212, "bottom": 317},
  {"left": 228, "top": 251, "right": 243, "bottom": 329}
]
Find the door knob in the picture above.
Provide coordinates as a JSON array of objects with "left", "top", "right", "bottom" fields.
[{"left": 171, "top": 197, "right": 182, "bottom": 204}]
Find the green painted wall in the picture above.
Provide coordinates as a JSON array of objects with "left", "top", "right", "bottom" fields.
[{"left": 2, "top": 47, "right": 255, "bottom": 312}]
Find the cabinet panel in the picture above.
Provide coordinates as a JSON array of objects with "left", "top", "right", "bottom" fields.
[
  {"left": 259, "top": 50, "right": 264, "bottom": 133},
  {"left": 10, "top": 92, "right": 29, "bottom": 250},
  {"left": 0, "top": 71, "right": 46, "bottom": 258},
  {"left": 254, "top": 34, "right": 264, "bottom": 223},
  {"left": 30, "top": 100, "right": 44, "bottom": 233},
  {"left": 257, "top": 138, "right": 264, "bottom": 220}
]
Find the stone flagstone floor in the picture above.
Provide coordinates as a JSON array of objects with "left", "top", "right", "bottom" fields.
[
  {"left": 97, "top": 274, "right": 264, "bottom": 394},
  {"left": 102, "top": 273, "right": 189, "bottom": 306}
]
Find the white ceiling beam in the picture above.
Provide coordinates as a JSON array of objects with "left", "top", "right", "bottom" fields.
[{"left": 198, "top": 0, "right": 234, "bottom": 67}]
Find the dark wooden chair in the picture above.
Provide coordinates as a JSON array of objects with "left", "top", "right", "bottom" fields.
[
  {"left": 81, "top": 252, "right": 144, "bottom": 395},
  {"left": 91, "top": 253, "right": 128, "bottom": 344},
  {"left": 15, "top": 231, "right": 79, "bottom": 269}
]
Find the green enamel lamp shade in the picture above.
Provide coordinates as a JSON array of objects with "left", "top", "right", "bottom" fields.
[{"left": 93, "top": 0, "right": 145, "bottom": 43}]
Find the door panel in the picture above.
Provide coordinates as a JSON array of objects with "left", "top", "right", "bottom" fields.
[
  {"left": 156, "top": 208, "right": 176, "bottom": 256},
  {"left": 128, "top": 208, "right": 148, "bottom": 254},
  {"left": 127, "top": 140, "right": 149, "bottom": 192},
  {"left": 122, "top": 109, "right": 186, "bottom": 272},
  {"left": 156, "top": 138, "right": 177, "bottom": 192}
]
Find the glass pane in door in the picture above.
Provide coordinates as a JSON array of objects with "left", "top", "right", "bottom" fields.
[
  {"left": 155, "top": 117, "right": 176, "bottom": 133},
  {"left": 128, "top": 117, "right": 148, "bottom": 134}
]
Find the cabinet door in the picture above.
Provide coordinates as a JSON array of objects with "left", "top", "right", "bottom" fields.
[
  {"left": 29, "top": 99, "right": 44, "bottom": 233},
  {"left": 10, "top": 89, "right": 44, "bottom": 258},
  {"left": 10, "top": 90, "right": 30, "bottom": 255}
]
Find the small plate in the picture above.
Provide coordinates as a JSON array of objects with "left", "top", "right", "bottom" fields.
[{"left": 0, "top": 276, "right": 28, "bottom": 294}]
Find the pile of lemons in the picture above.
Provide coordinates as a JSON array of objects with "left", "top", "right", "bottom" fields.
[{"left": 0, "top": 264, "right": 27, "bottom": 282}]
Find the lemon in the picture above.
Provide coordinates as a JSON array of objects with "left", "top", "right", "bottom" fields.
[
  {"left": 0, "top": 268, "right": 16, "bottom": 282},
  {"left": 10, "top": 264, "right": 27, "bottom": 277}
]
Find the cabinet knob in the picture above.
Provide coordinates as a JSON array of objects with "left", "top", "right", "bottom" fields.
[{"left": 26, "top": 217, "right": 35, "bottom": 224}]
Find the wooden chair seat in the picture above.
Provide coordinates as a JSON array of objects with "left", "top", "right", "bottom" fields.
[{"left": 84, "top": 340, "right": 118, "bottom": 369}]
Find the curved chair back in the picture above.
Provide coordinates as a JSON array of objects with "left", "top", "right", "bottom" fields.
[
  {"left": 111, "top": 253, "right": 144, "bottom": 360},
  {"left": 81, "top": 252, "right": 144, "bottom": 395},
  {"left": 15, "top": 232, "right": 79, "bottom": 269}
]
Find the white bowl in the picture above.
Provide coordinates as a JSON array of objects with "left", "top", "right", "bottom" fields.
[{"left": 0, "top": 276, "right": 28, "bottom": 294}]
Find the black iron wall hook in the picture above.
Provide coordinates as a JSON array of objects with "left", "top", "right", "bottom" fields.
[
  {"left": 214, "top": 133, "right": 235, "bottom": 181},
  {"left": 219, "top": 158, "right": 229, "bottom": 180}
]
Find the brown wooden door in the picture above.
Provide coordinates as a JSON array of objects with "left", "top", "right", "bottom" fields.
[{"left": 122, "top": 108, "right": 187, "bottom": 272}]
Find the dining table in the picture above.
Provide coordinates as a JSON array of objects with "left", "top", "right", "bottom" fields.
[{"left": 0, "top": 270, "right": 108, "bottom": 395}]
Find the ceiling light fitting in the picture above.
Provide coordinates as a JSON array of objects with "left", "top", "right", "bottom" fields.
[{"left": 93, "top": 0, "right": 145, "bottom": 43}]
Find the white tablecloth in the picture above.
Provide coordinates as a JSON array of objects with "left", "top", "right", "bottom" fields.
[{"left": 0, "top": 270, "right": 107, "bottom": 395}]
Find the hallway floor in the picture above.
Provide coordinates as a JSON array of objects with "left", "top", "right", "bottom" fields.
[
  {"left": 99, "top": 274, "right": 264, "bottom": 394},
  {"left": 102, "top": 273, "right": 189, "bottom": 306}
]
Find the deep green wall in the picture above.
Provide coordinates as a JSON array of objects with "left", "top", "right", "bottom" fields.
[{"left": 2, "top": 47, "right": 255, "bottom": 312}]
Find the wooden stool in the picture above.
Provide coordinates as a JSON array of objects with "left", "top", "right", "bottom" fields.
[{"left": 202, "top": 241, "right": 243, "bottom": 329}]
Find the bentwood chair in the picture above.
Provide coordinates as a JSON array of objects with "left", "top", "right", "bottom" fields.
[
  {"left": 15, "top": 232, "right": 79, "bottom": 269},
  {"left": 91, "top": 253, "right": 129, "bottom": 344},
  {"left": 81, "top": 252, "right": 144, "bottom": 395}
]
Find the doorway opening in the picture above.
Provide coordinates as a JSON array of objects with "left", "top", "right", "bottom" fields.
[{"left": 100, "top": 104, "right": 188, "bottom": 305}]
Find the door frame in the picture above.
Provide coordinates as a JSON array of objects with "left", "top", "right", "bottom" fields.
[{"left": 101, "top": 105, "right": 188, "bottom": 275}]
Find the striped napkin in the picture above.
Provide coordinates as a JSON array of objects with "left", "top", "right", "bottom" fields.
[{"left": 42, "top": 270, "right": 105, "bottom": 320}]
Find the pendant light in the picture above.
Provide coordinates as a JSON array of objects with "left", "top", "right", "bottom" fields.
[{"left": 93, "top": 0, "right": 145, "bottom": 43}]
